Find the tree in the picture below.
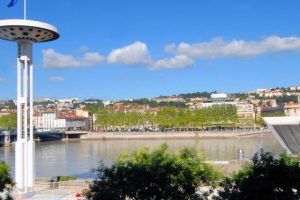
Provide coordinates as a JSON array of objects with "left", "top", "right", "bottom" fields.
[
  {"left": 0, "top": 114, "right": 17, "bottom": 130},
  {"left": 85, "top": 144, "right": 222, "bottom": 200},
  {"left": 0, "top": 162, "right": 14, "bottom": 200},
  {"left": 217, "top": 150, "right": 300, "bottom": 200}
]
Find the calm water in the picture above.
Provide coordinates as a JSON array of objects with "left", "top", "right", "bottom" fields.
[{"left": 0, "top": 133, "right": 284, "bottom": 179}]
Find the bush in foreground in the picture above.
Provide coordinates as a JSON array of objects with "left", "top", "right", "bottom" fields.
[
  {"left": 217, "top": 150, "right": 300, "bottom": 200},
  {"left": 85, "top": 144, "right": 222, "bottom": 200},
  {"left": 0, "top": 162, "right": 14, "bottom": 200}
]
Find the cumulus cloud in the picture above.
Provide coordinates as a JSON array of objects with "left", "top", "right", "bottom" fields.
[
  {"left": 151, "top": 55, "right": 194, "bottom": 69},
  {"left": 164, "top": 43, "right": 177, "bottom": 54},
  {"left": 42, "top": 35, "right": 300, "bottom": 70},
  {"left": 107, "top": 42, "right": 151, "bottom": 66},
  {"left": 42, "top": 49, "right": 104, "bottom": 69},
  {"left": 175, "top": 36, "right": 300, "bottom": 59},
  {"left": 49, "top": 76, "right": 64, "bottom": 82}
]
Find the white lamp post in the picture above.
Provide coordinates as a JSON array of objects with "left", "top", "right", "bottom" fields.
[{"left": 0, "top": 19, "right": 59, "bottom": 192}]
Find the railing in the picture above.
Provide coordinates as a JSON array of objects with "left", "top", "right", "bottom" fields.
[{"left": 33, "top": 180, "right": 89, "bottom": 199}]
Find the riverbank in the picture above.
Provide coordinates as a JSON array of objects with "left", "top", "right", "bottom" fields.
[{"left": 67, "top": 130, "right": 270, "bottom": 141}]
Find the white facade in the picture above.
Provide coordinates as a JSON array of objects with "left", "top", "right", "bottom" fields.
[
  {"left": 235, "top": 101, "right": 255, "bottom": 119},
  {"left": 211, "top": 93, "right": 228, "bottom": 99},
  {"left": 33, "top": 112, "right": 65, "bottom": 132}
]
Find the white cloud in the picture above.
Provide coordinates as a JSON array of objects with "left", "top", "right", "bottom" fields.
[
  {"left": 82, "top": 52, "right": 105, "bottom": 66},
  {"left": 164, "top": 43, "right": 177, "bottom": 54},
  {"left": 42, "top": 35, "right": 300, "bottom": 70},
  {"left": 107, "top": 42, "right": 151, "bottom": 66},
  {"left": 175, "top": 36, "right": 300, "bottom": 59},
  {"left": 0, "top": 77, "right": 5, "bottom": 82},
  {"left": 151, "top": 55, "right": 194, "bottom": 69},
  {"left": 49, "top": 76, "right": 64, "bottom": 82},
  {"left": 42, "top": 49, "right": 104, "bottom": 69}
]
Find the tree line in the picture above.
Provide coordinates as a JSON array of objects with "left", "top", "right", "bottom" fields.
[{"left": 95, "top": 104, "right": 254, "bottom": 131}]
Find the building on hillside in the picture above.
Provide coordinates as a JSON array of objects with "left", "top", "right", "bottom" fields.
[
  {"left": 250, "top": 99, "right": 277, "bottom": 108},
  {"left": 284, "top": 102, "right": 300, "bottom": 116},
  {"left": 258, "top": 89, "right": 284, "bottom": 98},
  {"left": 200, "top": 93, "right": 237, "bottom": 108},
  {"left": 76, "top": 108, "right": 89, "bottom": 118},
  {"left": 197, "top": 94, "right": 256, "bottom": 121},
  {"left": 211, "top": 93, "right": 228, "bottom": 99},
  {"left": 235, "top": 101, "right": 255, "bottom": 120},
  {"left": 289, "top": 86, "right": 300, "bottom": 91},
  {"left": 152, "top": 97, "right": 185, "bottom": 103},
  {"left": 111, "top": 104, "right": 150, "bottom": 113},
  {"left": 188, "top": 97, "right": 207, "bottom": 102},
  {"left": 286, "top": 92, "right": 300, "bottom": 96}
]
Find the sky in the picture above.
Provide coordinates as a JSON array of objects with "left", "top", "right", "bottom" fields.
[{"left": 1, "top": 0, "right": 300, "bottom": 100}]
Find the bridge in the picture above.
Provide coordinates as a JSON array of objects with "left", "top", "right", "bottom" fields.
[{"left": 64, "top": 131, "right": 88, "bottom": 139}]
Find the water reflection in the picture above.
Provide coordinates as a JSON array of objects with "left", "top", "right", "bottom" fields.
[{"left": 0, "top": 134, "right": 284, "bottom": 179}]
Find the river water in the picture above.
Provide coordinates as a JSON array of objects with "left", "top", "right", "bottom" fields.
[{"left": 0, "top": 133, "right": 284, "bottom": 179}]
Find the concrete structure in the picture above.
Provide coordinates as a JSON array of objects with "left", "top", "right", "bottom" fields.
[
  {"left": 264, "top": 116, "right": 300, "bottom": 154},
  {"left": 0, "top": 19, "right": 59, "bottom": 192}
]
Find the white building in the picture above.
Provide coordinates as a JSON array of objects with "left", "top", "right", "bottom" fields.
[
  {"left": 284, "top": 102, "right": 300, "bottom": 116},
  {"left": 33, "top": 112, "right": 90, "bottom": 132},
  {"left": 235, "top": 101, "right": 255, "bottom": 119},
  {"left": 33, "top": 112, "right": 65, "bottom": 132}
]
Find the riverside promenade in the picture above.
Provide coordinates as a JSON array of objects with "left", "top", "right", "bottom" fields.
[{"left": 72, "top": 130, "right": 269, "bottom": 141}]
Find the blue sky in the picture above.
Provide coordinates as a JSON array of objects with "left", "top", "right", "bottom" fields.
[{"left": 1, "top": 0, "right": 300, "bottom": 100}]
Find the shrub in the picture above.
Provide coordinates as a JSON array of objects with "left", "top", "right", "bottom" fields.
[
  {"left": 217, "top": 150, "right": 300, "bottom": 200},
  {"left": 0, "top": 162, "right": 14, "bottom": 200},
  {"left": 85, "top": 144, "right": 222, "bottom": 200}
]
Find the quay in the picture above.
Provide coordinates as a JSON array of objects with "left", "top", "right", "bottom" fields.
[
  {"left": 0, "top": 130, "right": 270, "bottom": 145},
  {"left": 64, "top": 130, "right": 269, "bottom": 141}
]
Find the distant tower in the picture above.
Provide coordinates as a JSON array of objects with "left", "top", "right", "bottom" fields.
[{"left": 0, "top": 19, "right": 59, "bottom": 191}]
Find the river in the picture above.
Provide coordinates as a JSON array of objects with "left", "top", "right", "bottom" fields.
[{"left": 0, "top": 133, "right": 284, "bottom": 179}]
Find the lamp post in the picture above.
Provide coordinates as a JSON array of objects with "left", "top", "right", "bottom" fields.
[{"left": 0, "top": 19, "right": 59, "bottom": 192}]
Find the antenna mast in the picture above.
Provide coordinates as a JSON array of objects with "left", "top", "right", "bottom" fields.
[{"left": 24, "top": 0, "right": 26, "bottom": 19}]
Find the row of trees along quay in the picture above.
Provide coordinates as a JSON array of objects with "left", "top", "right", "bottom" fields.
[{"left": 94, "top": 104, "right": 257, "bottom": 132}]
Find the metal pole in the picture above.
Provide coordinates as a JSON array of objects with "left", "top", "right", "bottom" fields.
[
  {"left": 23, "top": 57, "right": 28, "bottom": 141},
  {"left": 17, "top": 56, "right": 21, "bottom": 141},
  {"left": 30, "top": 62, "right": 33, "bottom": 141},
  {"left": 24, "top": 0, "right": 27, "bottom": 20}
]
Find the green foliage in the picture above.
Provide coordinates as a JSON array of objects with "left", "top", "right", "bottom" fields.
[
  {"left": 95, "top": 105, "right": 239, "bottom": 130},
  {"left": 121, "top": 98, "right": 188, "bottom": 108},
  {"left": 83, "top": 103, "right": 104, "bottom": 114},
  {"left": 178, "top": 92, "right": 212, "bottom": 99},
  {"left": 217, "top": 150, "right": 300, "bottom": 200},
  {"left": 51, "top": 176, "right": 77, "bottom": 182},
  {"left": 0, "top": 114, "right": 17, "bottom": 130},
  {"left": 262, "top": 112, "right": 285, "bottom": 117},
  {"left": 85, "top": 144, "right": 222, "bottom": 200},
  {"left": 0, "top": 162, "right": 14, "bottom": 200}
]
